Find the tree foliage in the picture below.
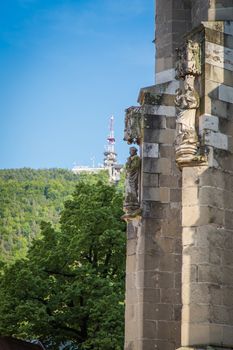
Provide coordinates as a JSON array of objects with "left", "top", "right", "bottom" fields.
[
  {"left": 0, "top": 180, "right": 126, "bottom": 349},
  {"left": 0, "top": 168, "right": 109, "bottom": 263}
]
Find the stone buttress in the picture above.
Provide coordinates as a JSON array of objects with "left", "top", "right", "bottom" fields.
[{"left": 123, "top": 1, "right": 233, "bottom": 350}]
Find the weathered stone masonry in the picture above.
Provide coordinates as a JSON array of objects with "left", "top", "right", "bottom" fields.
[{"left": 123, "top": 1, "right": 233, "bottom": 350}]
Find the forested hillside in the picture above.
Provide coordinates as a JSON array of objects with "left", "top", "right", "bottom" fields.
[
  {"left": 0, "top": 181, "right": 126, "bottom": 349},
  {"left": 0, "top": 168, "right": 108, "bottom": 263}
]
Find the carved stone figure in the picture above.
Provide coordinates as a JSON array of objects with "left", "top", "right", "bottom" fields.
[
  {"left": 176, "top": 40, "right": 201, "bottom": 79},
  {"left": 124, "top": 107, "right": 142, "bottom": 145},
  {"left": 123, "top": 147, "right": 141, "bottom": 218},
  {"left": 175, "top": 74, "right": 199, "bottom": 164}
]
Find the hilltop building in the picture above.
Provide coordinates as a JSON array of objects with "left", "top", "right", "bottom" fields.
[{"left": 72, "top": 116, "right": 123, "bottom": 183}]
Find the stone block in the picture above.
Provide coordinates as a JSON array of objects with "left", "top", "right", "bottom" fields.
[
  {"left": 181, "top": 322, "right": 210, "bottom": 346},
  {"left": 154, "top": 271, "right": 175, "bottom": 289},
  {"left": 157, "top": 340, "right": 176, "bottom": 350},
  {"left": 205, "top": 41, "right": 233, "bottom": 72},
  {"left": 143, "top": 173, "right": 159, "bottom": 187},
  {"left": 159, "top": 254, "right": 175, "bottom": 272},
  {"left": 209, "top": 284, "right": 222, "bottom": 305},
  {"left": 222, "top": 249, "right": 233, "bottom": 266},
  {"left": 199, "top": 168, "right": 226, "bottom": 188},
  {"left": 211, "top": 305, "right": 230, "bottom": 324},
  {"left": 161, "top": 288, "right": 181, "bottom": 304},
  {"left": 205, "top": 27, "right": 233, "bottom": 50},
  {"left": 174, "top": 304, "right": 182, "bottom": 322},
  {"left": 203, "top": 130, "right": 228, "bottom": 150},
  {"left": 156, "top": 56, "right": 174, "bottom": 73},
  {"left": 137, "top": 270, "right": 157, "bottom": 289},
  {"left": 182, "top": 227, "right": 196, "bottom": 246},
  {"left": 222, "top": 266, "right": 233, "bottom": 285},
  {"left": 183, "top": 246, "right": 209, "bottom": 265},
  {"left": 182, "top": 187, "right": 199, "bottom": 206},
  {"left": 126, "top": 255, "right": 136, "bottom": 273},
  {"left": 182, "top": 167, "right": 207, "bottom": 188},
  {"left": 182, "top": 205, "right": 224, "bottom": 227},
  {"left": 142, "top": 288, "right": 161, "bottom": 304},
  {"left": 208, "top": 7, "right": 233, "bottom": 21},
  {"left": 225, "top": 209, "right": 233, "bottom": 229},
  {"left": 199, "top": 186, "right": 224, "bottom": 208},
  {"left": 137, "top": 253, "right": 160, "bottom": 272},
  {"left": 225, "top": 21, "right": 233, "bottom": 35},
  {"left": 182, "top": 304, "right": 210, "bottom": 323},
  {"left": 144, "top": 115, "right": 166, "bottom": 129},
  {"left": 124, "top": 320, "right": 138, "bottom": 342},
  {"left": 156, "top": 68, "right": 176, "bottom": 84},
  {"left": 159, "top": 145, "right": 174, "bottom": 158},
  {"left": 143, "top": 202, "right": 168, "bottom": 220},
  {"left": 144, "top": 129, "right": 176, "bottom": 144},
  {"left": 199, "top": 114, "right": 219, "bottom": 134},
  {"left": 166, "top": 116, "right": 176, "bottom": 129},
  {"left": 143, "top": 143, "right": 159, "bottom": 158},
  {"left": 127, "top": 239, "right": 137, "bottom": 256},
  {"left": 126, "top": 273, "right": 136, "bottom": 290},
  {"left": 205, "top": 63, "right": 233, "bottom": 86},
  {"left": 170, "top": 189, "right": 182, "bottom": 202},
  {"left": 143, "top": 187, "right": 170, "bottom": 203},
  {"left": 198, "top": 264, "right": 222, "bottom": 284},
  {"left": 219, "top": 84, "right": 233, "bottom": 104},
  {"left": 209, "top": 247, "right": 222, "bottom": 265},
  {"left": 142, "top": 319, "right": 157, "bottom": 339},
  {"left": 175, "top": 272, "right": 182, "bottom": 289},
  {"left": 154, "top": 303, "right": 174, "bottom": 321},
  {"left": 205, "top": 79, "right": 220, "bottom": 99},
  {"left": 215, "top": 152, "right": 233, "bottom": 172},
  {"left": 157, "top": 320, "right": 172, "bottom": 340},
  {"left": 222, "top": 325, "right": 233, "bottom": 347},
  {"left": 159, "top": 174, "right": 180, "bottom": 188},
  {"left": 124, "top": 340, "right": 134, "bottom": 350},
  {"left": 209, "top": 323, "right": 225, "bottom": 344},
  {"left": 223, "top": 287, "right": 233, "bottom": 306},
  {"left": 182, "top": 282, "right": 210, "bottom": 304},
  {"left": 182, "top": 265, "right": 198, "bottom": 284},
  {"left": 156, "top": 236, "right": 174, "bottom": 254},
  {"left": 143, "top": 104, "right": 176, "bottom": 117},
  {"left": 125, "top": 303, "right": 136, "bottom": 322},
  {"left": 143, "top": 158, "right": 172, "bottom": 174}
]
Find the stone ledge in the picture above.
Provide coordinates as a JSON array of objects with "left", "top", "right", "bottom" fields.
[
  {"left": 203, "top": 130, "right": 228, "bottom": 151},
  {"left": 199, "top": 114, "right": 219, "bottom": 134}
]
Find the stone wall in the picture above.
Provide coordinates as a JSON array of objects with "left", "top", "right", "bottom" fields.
[
  {"left": 180, "top": 20, "right": 233, "bottom": 347},
  {"left": 155, "top": 0, "right": 191, "bottom": 75},
  {"left": 124, "top": 1, "right": 233, "bottom": 350}
]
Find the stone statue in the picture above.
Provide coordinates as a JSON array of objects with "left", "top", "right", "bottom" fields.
[
  {"left": 175, "top": 74, "right": 200, "bottom": 165},
  {"left": 122, "top": 147, "right": 141, "bottom": 218}
]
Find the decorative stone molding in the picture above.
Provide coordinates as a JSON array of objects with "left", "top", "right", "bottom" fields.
[
  {"left": 123, "top": 106, "right": 143, "bottom": 145},
  {"left": 175, "top": 40, "right": 201, "bottom": 79}
]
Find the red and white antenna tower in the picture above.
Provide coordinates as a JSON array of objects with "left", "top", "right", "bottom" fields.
[
  {"left": 104, "top": 115, "right": 117, "bottom": 167},
  {"left": 107, "top": 115, "right": 116, "bottom": 155}
]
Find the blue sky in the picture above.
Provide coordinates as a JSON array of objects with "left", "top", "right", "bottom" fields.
[{"left": 0, "top": 0, "right": 154, "bottom": 169}]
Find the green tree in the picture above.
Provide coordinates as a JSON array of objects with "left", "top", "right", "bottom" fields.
[
  {"left": 0, "top": 181, "right": 126, "bottom": 350},
  {"left": 0, "top": 168, "right": 110, "bottom": 263}
]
